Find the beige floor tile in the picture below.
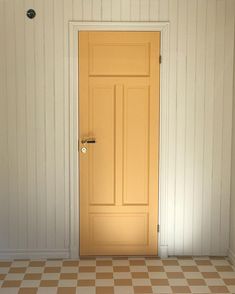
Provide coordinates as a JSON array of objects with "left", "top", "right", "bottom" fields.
[
  {"left": 178, "top": 260, "right": 196, "bottom": 266},
  {"left": 227, "top": 285, "right": 235, "bottom": 292},
  {"left": 113, "top": 272, "right": 132, "bottom": 279},
  {"left": 5, "top": 274, "right": 25, "bottom": 280},
  {"left": 165, "top": 266, "right": 182, "bottom": 272},
  {"left": 45, "top": 260, "right": 63, "bottom": 267},
  {"left": 152, "top": 285, "right": 172, "bottom": 293},
  {"left": 20, "top": 280, "right": 40, "bottom": 287},
  {"left": 112, "top": 260, "right": 129, "bottom": 266},
  {"left": 37, "top": 288, "right": 58, "bottom": 294},
  {"left": 25, "top": 267, "right": 44, "bottom": 273},
  {"left": 189, "top": 285, "right": 210, "bottom": 293},
  {"left": 206, "top": 278, "right": 225, "bottom": 285},
  {"left": 76, "top": 287, "right": 96, "bottom": 294},
  {"left": 114, "top": 286, "right": 134, "bottom": 294},
  {"left": 77, "top": 273, "right": 96, "bottom": 280},
  {"left": 129, "top": 266, "right": 147, "bottom": 272},
  {"left": 145, "top": 259, "right": 162, "bottom": 266},
  {"left": 168, "top": 278, "right": 188, "bottom": 286},
  {"left": 148, "top": 272, "right": 167, "bottom": 279},
  {"left": 61, "top": 266, "right": 79, "bottom": 273},
  {"left": 132, "top": 278, "right": 151, "bottom": 286},
  {"left": 95, "top": 279, "right": 114, "bottom": 286},
  {"left": 11, "top": 261, "right": 29, "bottom": 267},
  {"left": 58, "top": 279, "right": 78, "bottom": 287},
  {"left": 218, "top": 271, "right": 235, "bottom": 278},
  {"left": 96, "top": 266, "right": 113, "bottom": 273},
  {"left": 41, "top": 273, "right": 60, "bottom": 280},
  {"left": 0, "top": 289, "right": 19, "bottom": 294},
  {"left": 0, "top": 268, "right": 9, "bottom": 274},
  {"left": 78, "top": 260, "right": 96, "bottom": 266},
  {"left": 197, "top": 266, "right": 216, "bottom": 272}
]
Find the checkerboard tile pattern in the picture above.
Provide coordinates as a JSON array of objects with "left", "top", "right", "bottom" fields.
[{"left": 0, "top": 257, "right": 234, "bottom": 293}]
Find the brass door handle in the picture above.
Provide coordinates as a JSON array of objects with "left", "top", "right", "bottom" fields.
[{"left": 81, "top": 138, "right": 96, "bottom": 144}]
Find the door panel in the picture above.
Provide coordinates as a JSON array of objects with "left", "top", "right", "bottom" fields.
[
  {"left": 79, "top": 32, "right": 160, "bottom": 256},
  {"left": 123, "top": 85, "right": 150, "bottom": 205},
  {"left": 89, "top": 85, "right": 115, "bottom": 205}
]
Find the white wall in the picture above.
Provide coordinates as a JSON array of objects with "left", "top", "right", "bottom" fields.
[
  {"left": 0, "top": 0, "right": 235, "bottom": 258},
  {"left": 229, "top": 25, "right": 235, "bottom": 265}
]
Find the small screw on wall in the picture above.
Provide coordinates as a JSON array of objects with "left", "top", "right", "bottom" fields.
[{"left": 27, "top": 9, "right": 36, "bottom": 19}]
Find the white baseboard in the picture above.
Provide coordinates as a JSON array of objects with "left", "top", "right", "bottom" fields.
[
  {"left": 228, "top": 248, "right": 235, "bottom": 265},
  {"left": 0, "top": 249, "right": 70, "bottom": 260},
  {"left": 159, "top": 245, "right": 168, "bottom": 259}
]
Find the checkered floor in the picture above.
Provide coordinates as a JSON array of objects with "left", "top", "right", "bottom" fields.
[{"left": 0, "top": 257, "right": 235, "bottom": 293}]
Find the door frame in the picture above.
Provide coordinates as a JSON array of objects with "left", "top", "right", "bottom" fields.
[{"left": 69, "top": 21, "right": 170, "bottom": 259}]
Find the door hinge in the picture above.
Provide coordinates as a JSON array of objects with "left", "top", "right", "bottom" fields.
[
  {"left": 159, "top": 55, "right": 162, "bottom": 64},
  {"left": 157, "top": 224, "right": 160, "bottom": 233}
]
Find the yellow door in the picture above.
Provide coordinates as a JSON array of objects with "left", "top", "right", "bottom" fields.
[{"left": 79, "top": 32, "right": 160, "bottom": 256}]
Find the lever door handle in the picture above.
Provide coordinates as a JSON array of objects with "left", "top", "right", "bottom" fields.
[{"left": 81, "top": 138, "right": 96, "bottom": 144}]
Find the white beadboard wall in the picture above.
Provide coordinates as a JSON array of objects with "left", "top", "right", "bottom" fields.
[{"left": 0, "top": 0, "right": 235, "bottom": 258}]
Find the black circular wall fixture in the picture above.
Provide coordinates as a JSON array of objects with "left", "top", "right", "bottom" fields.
[{"left": 27, "top": 9, "right": 36, "bottom": 19}]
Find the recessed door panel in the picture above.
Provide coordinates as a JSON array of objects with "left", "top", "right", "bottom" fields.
[
  {"left": 89, "top": 85, "right": 115, "bottom": 205},
  {"left": 123, "top": 85, "right": 150, "bottom": 205}
]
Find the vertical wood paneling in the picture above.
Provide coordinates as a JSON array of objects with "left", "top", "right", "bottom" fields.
[
  {"left": 0, "top": 0, "right": 234, "bottom": 257},
  {"left": 44, "top": 0, "right": 56, "bottom": 249},
  {"left": 184, "top": 0, "right": 197, "bottom": 255},
  {"left": 121, "top": 0, "right": 130, "bottom": 21},
  {"left": 83, "top": 0, "right": 92, "bottom": 20},
  {"left": 0, "top": 0, "right": 9, "bottom": 249},
  {"left": 15, "top": 0, "right": 28, "bottom": 249},
  {"left": 202, "top": 0, "right": 216, "bottom": 255},
  {"left": 159, "top": 0, "right": 168, "bottom": 21},
  {"left": 174, "top": 0, "right": 187, "bottom": 255},
  {"left": 140, "top": 0, "right": 149, "bottom": 21},
  {"left": 167, "top": 0, "right": 178, "bottom": 255},
  {"left": 63, "top": 0, "right": 73, "bottom": 250},
  {"left": 6, "top": 0, "right": 19, "bottom": 249},
  {"left": 193, "top": 0, "right": 207, "bottom": 255},
  {"left": 92, "top": 0, "right": 102, "bottom": 20},
  {"left": 149, "top": 0, "right": 159, "bottom": 21},
  {"left": 130, "top": 0, "right": 140, "bottom": 21},
  {"left": 111, "top": 0, "right": 120, "bottom": 20},
  {"left": 34, "top": 0, "right": 46, "bottom": 249},
  {"left": 25, "top": 0, "right": 37, "bottom": 249},
  {"left": 101, "top": 0, "right": 112, "bottom": 20},
  {"left": 73, "top": 0, "right": 83, "bottom": 20},
  {"left": 54, "top": 0, "right": 65, "bottom": 249},
  {"left": 211, "top": 0, "right": 226, "bottom": 255},
  {"left": 220, "top": 0, "right": 235, "bottom": 254}
]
